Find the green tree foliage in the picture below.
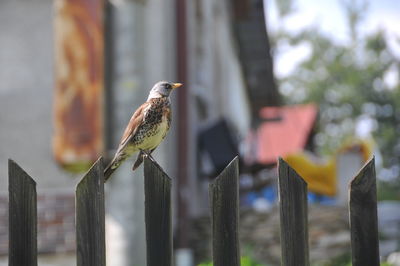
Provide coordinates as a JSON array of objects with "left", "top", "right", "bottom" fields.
[{"left": 271, "top": 0, "right": 400, "bottom": 189}]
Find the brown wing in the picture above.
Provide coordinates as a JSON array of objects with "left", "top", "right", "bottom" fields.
[{"left": 117, "top": 101, "right": 150, "bottom": 150}]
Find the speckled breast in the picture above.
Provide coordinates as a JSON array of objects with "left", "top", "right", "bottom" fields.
[{"left": 131, "top": 97, "right": 171, "bottom": 150}]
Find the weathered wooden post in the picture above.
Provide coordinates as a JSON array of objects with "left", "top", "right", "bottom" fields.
[
  {"left": 209, "top": 156, "right": 240, "bottom": 266},
  {"left": 349, "top": 157, "right": 379, "bottom": 266},
  {"left": 144, "top": 158, "right": 172, "bottom": 266},
  {"left": 8, "top": 160, "right": 38, "bottom": 266},
  {"left": 278, "top": 158, "right": 309, "bottom": 266},
  {"left": 76, "top": 157, "right": 106, "bottom": 266}
]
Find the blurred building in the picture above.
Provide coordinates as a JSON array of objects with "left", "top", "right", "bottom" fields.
[
  {"left": 0, "top": 0, "right": 278, "bottom": 265},
  {"left": 0, "top": 0, "right": 76, "bottom": 265}
]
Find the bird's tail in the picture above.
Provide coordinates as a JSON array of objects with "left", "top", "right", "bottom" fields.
[
  {"left": 132, "top": 151, "right": 145, "bottom": 171},
  {"left": 104, "top": 151, "right": 141, "bottom": 182},
  {"left": 104, "top": 150, "right": 151, "bottom": 182},
  {"left": 104, "top": 162, "right": 116, "bottom": 182}
]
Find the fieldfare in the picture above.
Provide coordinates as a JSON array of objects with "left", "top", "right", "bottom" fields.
[{"left": 104, "top": 81, "right": 182, "bottom": 182}]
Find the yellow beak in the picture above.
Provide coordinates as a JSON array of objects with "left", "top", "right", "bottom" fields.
[{"left": 172, "top": 83, "right": 183, "bottom": 89}]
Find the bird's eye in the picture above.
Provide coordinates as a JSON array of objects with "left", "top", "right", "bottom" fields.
[{"left": 166, "top": 84, "right": 172, "bottom": 90}]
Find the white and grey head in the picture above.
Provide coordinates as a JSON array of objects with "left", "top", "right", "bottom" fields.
[{"left": 147, "top": 81, "right": 182, "bottom": 100}]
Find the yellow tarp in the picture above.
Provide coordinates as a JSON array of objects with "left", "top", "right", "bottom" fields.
[
  {"left": 284, "top": 154, "right": 337, "bottom": 196},
  {"left": 283, "top": 139, "right": 373, "bottom": 196}
]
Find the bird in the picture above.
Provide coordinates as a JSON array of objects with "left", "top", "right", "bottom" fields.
[{"left": 104, "top": 81, "right": 182, "bottom": 182}]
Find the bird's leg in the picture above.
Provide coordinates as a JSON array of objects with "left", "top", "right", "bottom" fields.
[{"left": 140, "top": 149, "right": 157, "bottom": 164}]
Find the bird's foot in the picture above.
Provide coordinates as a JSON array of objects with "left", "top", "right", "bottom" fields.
[{"left": 140, "top": 149, "right": 156, "bottom": 164}]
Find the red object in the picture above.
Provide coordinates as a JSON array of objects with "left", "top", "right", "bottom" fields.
[{"left": 256, "top": 104, "right": 318, "bottom": 164}]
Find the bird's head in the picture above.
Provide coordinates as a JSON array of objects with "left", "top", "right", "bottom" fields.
[{"left": 147, "top": 81, "right": 182, "bottom": 100}]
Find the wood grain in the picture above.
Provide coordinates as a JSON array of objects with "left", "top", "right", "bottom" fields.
[
  {"left": 76, "top": 157, "right": 105, "bottom": 266},
  {"left": 349, "top": 157, "right": 379, "bottom": 266},
  {"left": 144, "top": 158, "right": 172, "bottom": 266},
  {"left": 278, "top": 158, "right": 309, "bottom": 266},
  {"left": 8, "top": 159, "right": 37, "bottom": 266},
  {"left": 209, "top": 156, "right": 240, "bottom": 266}
]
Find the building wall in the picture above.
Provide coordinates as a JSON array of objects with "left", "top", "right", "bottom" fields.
[
  {"left": 0, "top": 0, "right": 250, "bottom": 265},
  {"left": 105, "top": 0, "right": 177, "bottom": 265},
  {"left": 187, "top": 0, "right": 251, "bottom": 216},
  {"left": 0, "top": 0, "right": 77, "bottom": 192},
  {"left": 188, "top": 0, "right": 251, "bottom": 136},
  {"left": 0, "top": 0, "right": 77, "bottom": 264},
  {"left": 0, "top": 0, "right": 178, "bottom": 264}
]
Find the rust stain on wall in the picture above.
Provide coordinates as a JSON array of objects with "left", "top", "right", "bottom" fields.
[{"left": 53, "top": 0, "right": 104, "bottom": 171}]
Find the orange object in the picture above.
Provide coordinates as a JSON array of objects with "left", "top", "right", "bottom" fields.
[{"left": 53, "top": 0, "right": 104, "bottom": 171}]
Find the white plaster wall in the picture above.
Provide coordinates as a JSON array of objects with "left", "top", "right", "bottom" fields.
[
  {"left": 336, "top": 151, "right": 363, "bottom": 205},
  {"left": 105, "top": 0, "right": 178, "bottom": 265},
  {"left": 0, "top": 0, "right": 77, "bottom": 192}
]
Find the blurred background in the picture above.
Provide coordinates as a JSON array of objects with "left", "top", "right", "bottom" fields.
[{"left": 1, "top": 0, "right": 400, "bottom": 265}]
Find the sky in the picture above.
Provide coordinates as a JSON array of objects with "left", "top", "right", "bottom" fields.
[{"left": 265, "top": 0, "right": 400, "bottom": 78}]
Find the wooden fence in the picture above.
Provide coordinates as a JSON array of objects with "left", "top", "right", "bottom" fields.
[{"left": 7, "top": 156, "right": 379, "bottom": 266}]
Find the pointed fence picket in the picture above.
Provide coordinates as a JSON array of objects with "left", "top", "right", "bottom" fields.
[
  {"left": 278, "top": 158, "right": 309, "bottom": 266},
  {"left": 6, "top": 156, "right": 380, "bottom": 266},
  {"left": 75, "top": 158, "right": 106, "bottom": 266},
  {"left": 8, "top": 160, "right": 37, "bottom": 266},
  {"left": 209, "top": 156, "right": 240, "bottom": 266},
  {"left": 349, "top": 158, "right": 380, "bottom": 266},
  {"left": 144, "top": 158, "right": 173, "bottom": 266}
]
